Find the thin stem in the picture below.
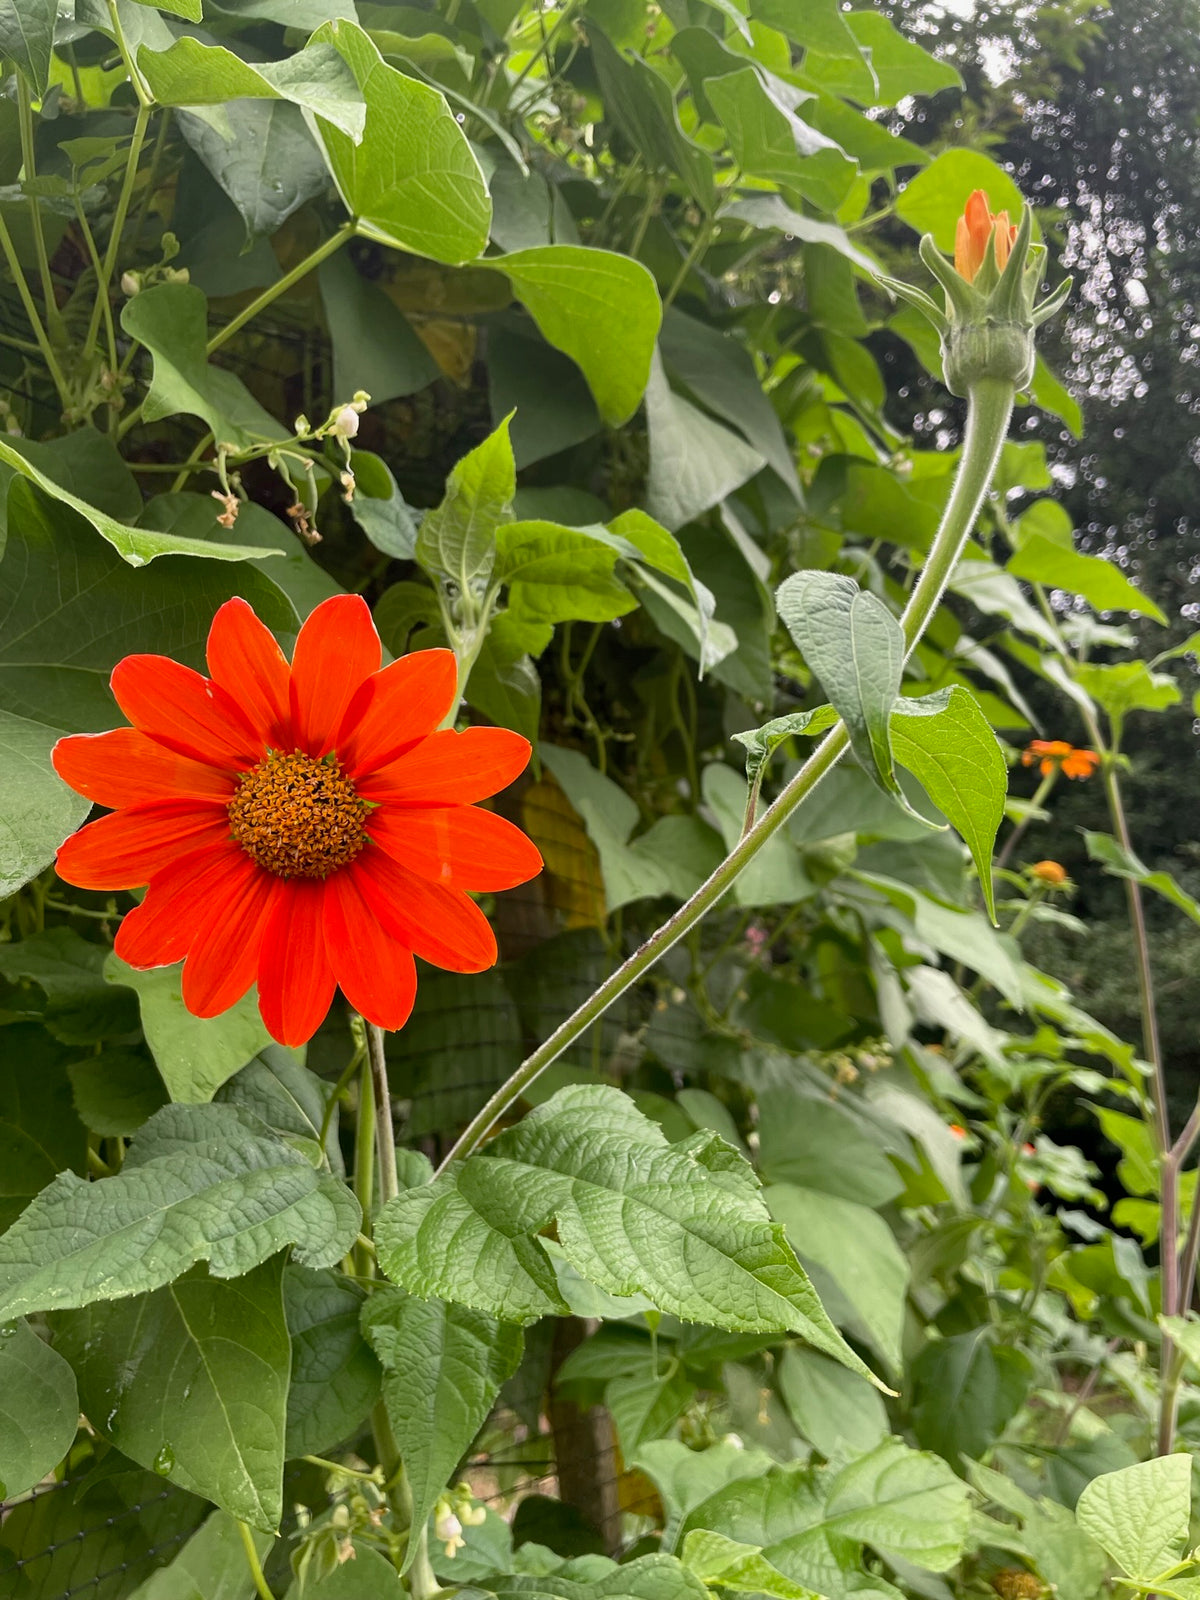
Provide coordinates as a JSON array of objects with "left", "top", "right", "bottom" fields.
[
  {"left": 132, "top": 108, "right": 171, "bottom": 251},
  {"left": 354, "top": 1050, "right": 376, "bottom": 1274},
  {"left": 436, "top": 379, "right": 1014, "bottom": 1172},
  {"left": 169, "top": 430, "right": 214, "bottom": 492},
  {"left": 83, "top": 103, "right": 151, "bottom": 362},
  {"left": 72, "top": 195, "right": 118, "bottom": 374},
  {"left": 237, "top": 1520, "right": 274, "bottom": 1600},
  {"left": 995, "top": 769, "right": 1056, "bottom": 871},
  {"left": 206, "top": 223, "right": 354, "bottom": 355},
  {"left": 508, "top": 0, "right": 578, "bottom": 96},
  {"left": 0, "top": 210, "right": 70, "bottom": 400},
  {"left": 367, "top": 1022, "right": 399, "bottom": 1206},
  {"left": 302, "top": 1455, "right": 381, "bottom": 1484},
  {"left": 17, "top": 78, "right": 67, "bottom": 345},
  {"left": 664, "top": 215, "right": 715, "bottom": 307},
  {"left": 318, "top": 1041, "right": 366, "bottom": 1160},
  {"left": 106, "top": 0, "right": 153, "bottom": 105}
]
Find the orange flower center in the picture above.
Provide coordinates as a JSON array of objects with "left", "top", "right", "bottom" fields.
[{"left": 228, "top": 750, "right": 368, "bottom": 879}]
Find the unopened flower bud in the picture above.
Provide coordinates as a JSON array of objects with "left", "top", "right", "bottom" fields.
[
  {"left": 332, "top": 405, "right": 360, "bottom": 438},
  {"left": 1030, "top": 859, "right": 1068, "bottom": 887},
  {"left": 121, "top": 271, "right": 141, "bottom": 297}
]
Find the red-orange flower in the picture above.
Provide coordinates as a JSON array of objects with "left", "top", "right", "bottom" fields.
[
  {"left": 954, "top": 189, "right": 1017, "bottom": 282},
  {"left": 1030, "top": 859, "right": 1069, "bottom": 887},
  {"left": 1020, "top": 739, "right": 1100, "bottom": 779},
  {"left": 52, "top": 595, "right": 543, "bottom": 1047}
]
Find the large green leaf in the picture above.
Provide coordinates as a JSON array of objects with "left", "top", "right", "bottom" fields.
[
  {"left": 0, "top": 707, "right": 91, "bottom": 901},
  {"left": 776, "top": 571, "right": 905, "bottom": 803},
  {"left": 0, "top": 1318, "right": 79, "bottom": 1499},
  {"left": 137, "top": 37, "right": 367, "bottom": 139},
  {"left": 0, "top": 927, "right": 140, "bottom": 1043},
  {"left": 0, "top": 0, "right": 56, "bottom": 94},
  {"left": 896, "top": 149, "right": 1027, "bottom": 251},
  {"left": 681, "top": 1532, "right": 820, "bottom": 1600},
  {"left": 128, "top": 1512, "right": 273, "bottom": 1600},
  {"left": 376, "top": 1084, "right": 882, "bottom": 1387},
  {"left": 217, "top": 1047, "right": 345, "bottom": 1175},
  {"left": 120, "top": 284, "right": 288, "bottom": 449},
  {"left": 540, "top": 743, "right": 673, "bottom": 911},
  {"left": 362, "top": 1286, "right": 523, "bottom": 1571},
  {"left": 495, "top": 521, "right": 637, "bottom": 623},
  {"left": 0, "top": 1023, "right": 88, "bottom": 1232},
  {"left": 415, "top": 415, "right": 514, "bottom": 590},
  {"left": 0, "top": 440, "right": 281, "bottom": 568},
  {"left": 313, "top": 19, "right": 489, "bottom": 263},
  {"left": 1075, "top": 1456, "right": 1192, "bottom": 1581},
  {"left": 1084, "top": 831, "right": 1200, "bottom": 926},
  {"left": 55, "top": 1257, "right": 291, "bottom": 1530},
  {"left": 644, "top": 350, "right": 765, "bottom": 531},
  {"left": 777, "top": 1347, "right": 888, "bottom": 1462},
  {"left": 178, "top": 99, "right": 329, "bottom": 242},
  {"left": 890, "top": 686, "right": 1008, "bottom": 922},
  {"left": 321, "top": 252, "right": 438, "bottom": 407},
  {"left": 704, "top": 67, "right": 851, "bottom": 209},
  {"left": 285, "top": 1267, "right": 380, "bottom": 1458},
  {"left": 719, "top": 195, "right": 876, "bottom": 272},
  {"left": 485, "top": 246, "right": 661, "bottom": 427},
  {"left": 766, "top": 1185, "right": 908, "bottom": 1373},
  {"left": 680, "top": 1438, "right": 971, "bottom": 1592},
  {"left": 910, "top": 1329, "right": 1034, "bottom": 1462},
  {"left": 1007, "top": 535, "right": 1165, "bottom": 624},
  {"left": 107, "top": 955, "right": 276, "bottom": 1104},
  {"left": 0, "top": 1102, "right": 361, "bottom": 1321}
]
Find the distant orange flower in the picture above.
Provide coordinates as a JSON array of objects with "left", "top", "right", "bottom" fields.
[
  {"left": 949, "top": 1123, "right": 968, "bottom": 1141},
  {"left": 1021, "top": 739, "right": 1100, "bottom": 779},
  {"left": 52, "top": 596, "right": 542, "bottom": 1047},
  {"left": 955, "top": 189, "right": 1018, "bottom": 282},
  {"left": 1030, "top": 860, "right": 1068, "bottom": 886}
]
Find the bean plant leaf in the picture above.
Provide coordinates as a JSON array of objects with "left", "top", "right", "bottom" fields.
[
  {"left": 680, "top": 1437, "right": 971, "bottom": 1586},
  {"left": 895, "top": 148, "right": 1027, "bottom": 251},
  {"left": 0, "top": 1103, "right": 361, "bottom": 1322},
  {"left": 54, "top": 1257, "right": 291, "bottom": 1531},
  {"left": 733, "top": 706, "right": 840, "bottom": 788},
  {"left": 120, "top": 284, "right": 288, "bottom": 451},
  {"left": 0, "top": 1319, "right": 80, "bottom": 1500},
  {"left": 1084, "top": 831, "right": 1200, "bottom": 925},
  {"left": 644, "top": 350, "right": 766, "bottom": 531},
  {"left": 107, "top": 955, "right": 277, "bottom": 1105},
  {"left": 891, "top": 686, "right": 1008, "bottom": 922},
  {"left": 0, "top": 707, "right": 91, "bottom": 901},
  {"left": 1007, "top": 534, "right": 1166, "bottom": 624},
  {"left": 680, "top": 1531, "right": 822, "bottom": 1600},
  {"left": 486, "top": 246, "right": 662, "bottom": 426},
  {"left": 362, "top": 1286, "right": 523, "bottom": 1572},
  {"left": 776, "top": 571, "right": 908, "bottom": 805},
  {"left": 0, "top": 0, "right": 56, "bottom": 94},
  {"left": 137, "top": 38, "right": 367, "bottom": 140},
  {"left": 1075, "top": 1455, "right": 1192, "bottom": 1581},
  {"left": 285, "top": 1268, "right": 380, "bottom": 1459},
  {"left": 376, "top": 1084, "right": 884, "bottom": 1387},
  {"left": 313, "top": 19, "right": 490, "bottom": 264},
  {"left": 127, "top": 1512, "right": 273, "bottom": 1600},
  {"left": 0, "top": 440, "right": 282, "bottom": 569},
  {"left": 416, "top": 414, "right": 515, "bottom": 590},
  {"left": 0, "top": 1025, "right": 88, "bottom": 1232},
  {"left": 495, "top": 521, "right": 637, "bottom": 623}
]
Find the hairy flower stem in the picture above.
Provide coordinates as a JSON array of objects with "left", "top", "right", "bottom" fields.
[
  {"left": 437, "top": 378, "right": 1015, "bottom": 1174},
  {"left": 367, "top": 1022, "right": 400, "bottom": 1207}
]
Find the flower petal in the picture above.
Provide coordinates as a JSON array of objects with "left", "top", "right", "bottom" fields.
[
  {"left": 56, "top": 800, "right": 233, "bottom": 890},
  {"left": 53, "top": 729, "right": 235, "bottom": 809},
  {"left": 357, "top": 727, "right": 532, "bottom": 806},
  {"left": 206, "top": 597, "right": 292, "bottom": 749},
  {"left": 114, "top": 842, "right": 251, "bottom": 967},
  {"left": 337, "top": 649, "right": 458, "bottom": 777},
  {"left": 256, "top": 878, "right": 337, "bottom": 1046},
  {"left": 350, "top": 844, "right": 497, "bottom": 972},
  {"left": 325, "top": 866, "right": 418, "bottom": 1031},
  {"left": 111, "top": 655, "right": 262, "bottom": 768},
  {"left": 367, "top": 804, "right": 543, "bottom": 892},
  {"left": 290, "top": 595, "right": 381, "bottom": 758},
  {"left": 183, "top": 858, "right": 281, "bottom": 1018}
]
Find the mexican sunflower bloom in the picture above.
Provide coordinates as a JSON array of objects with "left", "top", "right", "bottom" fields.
[
  {"left": 954, "top": 188, "right": 1018, "bottom": 282},
  {"left": 1030, "top": 859, "right": 1069, "bottom": 887},
  {"left": 1021, "top": 739, "right": 1100, "bottom": 780},
  {"left": 51, "top": 595, "right": 543, "bottom": 1047}
]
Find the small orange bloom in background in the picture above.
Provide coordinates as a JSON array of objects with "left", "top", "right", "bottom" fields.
[
  {"left": 949, "top": 1123, "right": 968, "bottom": 1141},
  {"left": 1021, "top": 739, "right": 1100, "bottom": 779},
  {"left": 954, "top": 189, "right": 1018, "bottom": 282},
  {"left": 52, "top": 595, "right": 543, "bottom": 1047},
  {"left": 1030, "top": 860, "right": 1069, "bottom": 887}
]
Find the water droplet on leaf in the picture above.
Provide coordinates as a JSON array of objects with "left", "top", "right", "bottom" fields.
[{"left": 153, "top": 1446, "right": 175, "bottom": 1476}]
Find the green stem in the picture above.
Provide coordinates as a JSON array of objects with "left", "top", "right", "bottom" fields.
[
  {"left": 508, "top": 0, "right": 578, "bottom": 96},
  {"left": 303, "top": 1454, "right": 381, "bottom": 1484},
  {"left": 17, "top": 78, "right": 67, "bottom": 345},
  {"left": 72, "top": 195, "right": 118, "bottom": 374},
  {"left": 664, "top": 214, "right": 715, "bottom": 307},
  {"left": 995, "top": 769, "right": 1056, "bottom": 871},
  {"left": 367, "top": 1022, "right": 399, "bottom": 1206},
  {"left": 434, "top": 383, "right": 1016, "bottom": 1174},
  {"left": 237, "top": 1520, "right": 274, "bottom": 1600},
  {"left": 205, "top": 223, "right": 354, "bottom": 356},
  {"left": 354, "top": 1050, "right": 376, "bottom": 1275},
  {"left": 0, "top": 209, "right": 70, "bottom": 401},
  {"left": 83, "top": 102, "right": 151, "bottom": 362},
  {"left": 319, "top": 1040, "right": 366, "bottom": 1161}
]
